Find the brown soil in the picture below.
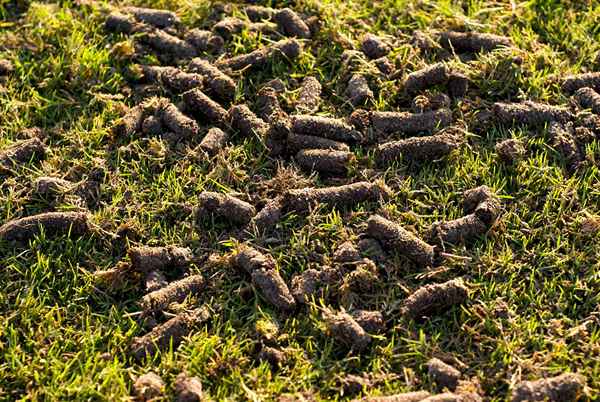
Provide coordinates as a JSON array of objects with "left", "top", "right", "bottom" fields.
[
  {"left": 274, "top": 8, "right": 311, "bottom": 38},
  {"left": 144, "top": 270, "right": 168, "bottom": 293},
  {"left": 128, "top": 245, "right": 192, "bottom": 274},
  {"left": 355, "top": 390, "right": 431, "bottom": 402},
  {"left": 184, "top": 28, "right": 224, "bottom": 53},
  {"left": 403, "top": 63, "right": 448, "bottom": 94},
  {"left": 244, "top": 6, "right": 276, "bottom": 21},
  {"left": 291, "top": 115, "right": 363, "bottom": 143},
  {"left": 296, "top": 76, "right": 322, "bottom": 114},
  {"left": 427, "top": 358, "right": 461, "bottom": 391},
  {"left": 287, "top": 133, "right": 350, "bottom": 154},
  {"left": 257, "top": 86, "right": 284, "bottom": 121},
  {"left": 216, "top": 38, "right": 301, "bottom": 71},
  {"left": 174, "top": 373, "right": 204, "bottom": 402},
  {"left": 361, "top": 33, "right": 390, "bottom": 59},
  {"left": 0, "top": 137, "right": 46, "bottom": 171},
  {"left": 351, "top": 309, "right": 385, "bottom": 333},
  {"left": 197, "top": 127, "right": 229, "bottom": 156},
  {"left": 248, "top": 197, "right": 284, "bottom": 233},
  {"left": 228, "top": 105, "right": 269, "bottom": 137},
  {"left": 401, "top": 279, "right": 468, "bottom": 319},
  {"left": 182, "top": 89, "right": 228, "bottom": 125},
  {"left": 123, "top": 7, "right": 180, "bottom": 29},
  {"left": 346, "top": 74, "right": 373, "bottom": 106},
  {"left": 0, "top": 211, "right": 90, "bottom": 243},
  {"left": 492, "top": 101, "right": 573, "bottom": 126},
  {"left": 196, "top": 191, "right": 256, "bottom": 226},
  {"left": 574, "top": 87, "right": 600, "bottom": 114},
  {"left": 511, "top": 373, "right": 585, "bottom": 402},
  {"left": 495, "top": 138, "right": 526, "bottom": 164},
  {"left": 188, "top": 58, "right": 236, "bottom": 101},
  {"left": 322, "top": 308, "right": 371, "bottom": 351},
  {"left": 447, "top": 72, "right": 469, "bottom": 98},
  {"left": 258, "top": 345, "right": 286, "bottom": 368},
  {"left": 361, "top": 108, "right": 453, "bottom": 135},
  {"left": 562, "top": 72, "right": 600, "bottom": 94},
  {"left": 133, "top": 372, "right": 165, "bottom": 401},
  {"left": 411, "top": 92, "right": 451, "bottom": 113},
  {"left": 140, "top": 274, "right": 205, "bottom": 313},
  {"left": 333, "top": 241, "right": 361, "bottom": 263},
  {"left": 439, "top": 31, "right": 512, "bottom": 52},
  {"left": 430, "top": 214, "right": 488, "bottom": 245},
  {"left": 295, "top": 149, "right": 355, "bottom": 175},
  {"left": 139, "top": 65, "right": 203, "bottom": 94},
  {"left": 375, "top": 131, "right": 462, "bottom": 166},
  {"left": 141, "top": 29, "right": 197, "bottom": 59},
  {"left": 33, "top": 176, "right": 73, "bottom": 198},
  {"left": 291, "top": 265, "right": 345, "bottom": 304},
  {"left": 157, "top": 101, "right": 199, "bottom": 141},
  {"left": 105, "top": 12, "right": 144, "bottom": 34}
]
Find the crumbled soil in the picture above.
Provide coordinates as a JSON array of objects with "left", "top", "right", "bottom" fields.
[
  {"left": 333, "top": 241, "right": 361, "bottom": 263},
  {"left": 296, "top": 76, "right": 322, "bottom": 114},
  {"left": 291, "top": 265, "right": 345, "bottom": 304},
  {"left": 196, "top": 191, "right": 256, "bottom": 226},
  {"left": 375, "top": 131, "right": 462, "bottom": 166},
  {"left": 228, "top": 105, "right": 269, "bottom": 137},
  {"left": 258, "top": 345, "right": 287, "bottom": 368},
  {"left": 144, "top": 270, "right": 168, "bottom": 293},
  {"left": 439, "top": 31, "right": 512, "bottom": 52},
  {"left": 322, "top": 308, "right": 371, "bottom": 352},
  {"left": 0, "top": 137, "right": 46, "bottom": 172},
  {"left": 447, "top": 72, "right": 469, "bottom": 98},
  {"left": 157, "top": 100, "right": 199, "bottom": 141},
  {"left": 548, "top": 122, "right": 583, "bottom": 171},
  {"left": 140, "top": 274, "right": 205, "bottom": 313},
  {"left": 346, "top": 74, "right": 373, "bottom": 106},
  {"left": 141, "top": 29, "right": 197, "bottom": 59},
  {"left": 492, "top": 101, "right": 573, "bottom": 126},
  {"left": 427, "top": 358, "right": 461, "bottom": 391},
  {"left": 282, "top": 181, "right": 390, "bottom": 213},
  {"left": 184, "top": 28, "right": 224, "bottom": 53},
  {"left": 287, "top": 133, "right": 350, "bottom": 154},
  {"left": 401, "top": 279, "right": 469, "bottom": 319},
  {"left": 274, "top": 8, "right": 311, "bottom": 38},
  {"left": 291, "top": 115, "right": 363, "bottom": 143},
  {"left": 216, "top": 38, "right": 301, "bottom": 71},
  {"left": 374, "top": 56, "right": 394, "bottom": 76},
  {"left": 128, "top": 245, "right": 192, "bottom": 274},
  {"left": 112, "top": 103, "right": 146, "bottom": 137},
  {"left": 511, "top": 373, "right": 585, "bottom": 402},
  {"left": 295, "top": 149, "right": 356, "bottom": 176},
  {"left": 495, "top": 138, "right": 526, "bottom": 164},
  {"left": 358, "top": 108, "right": 453, "bottom": 135},
  {"left": 247, "top": 197, "right": 284, "bottom": 233},
  {"left": 197, "top": 127, "right": 229, "bottom": 156},
  {"left": 244, "top": 5, "right": 276, "bottom": 21},
  {"left": 123, "top": 7, "right": 180, "bottom": 29},
  {"left": 213, "top": 17, "right": 246, "bottom": 39},
  {"left": 130, "top": 307, "right": 210, "bottom": 361},
  {"left": 188, "top": 58, "right": 236, "bottom": 102},
  {"left": 574, "top": 87, "right": 600, "bottom": 114},
  {"left": 174, "top": 373, "right": 204, "bottom": 402},
  {"left": 351, "top": 309, "right": 385, "bottom": 334},
  {"left": 133, "top": 372, "right": 165, "bottom": 401},
  {"left": 366, "top": 215, "right": 434, "bottom": 267},
  {"left": 361, "top": 33, "right": 390, "bottom": 59},
  {"left": 182, "top": 88, "right": 228, "bottom": 126},
  {"left": 411, "top": 92, "right": 451, "bottom": 113},
  {"left": 562, "top": 72, "right": 600, "bottom": 94},
  {"left": 463, "top": 185, "right": 495, "bottom": 214},
  {"left": 430, "top": 214, "right": 489, "bottom": 245},
  {"left": 264, "top": 114, "right": 291, "bottom": 156},
  {"left": 358, "top": 237, "right": 387, "bottom": 263},
  {"left": 139, "top": 65, "right": 203, "bottom": 94},
  {"left": 403, "top": 63, "right": 448, "bottom": 94},
  {"left": 257, "top": 86, "right": 284, "bottom": 121},
  {"left": 0, "top": 211, "right": 90, "bottom": 243}
]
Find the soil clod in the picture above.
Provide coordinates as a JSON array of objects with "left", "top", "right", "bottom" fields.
[
  {"left": 197, "top": 127, "right": 229, "bottom": 156},
  {"left": 196, "top": 191, "right": 256, "bottom": 226},
  {"left": 228, "top": 105, "right": 269, "bottom": 137},
  {"left": 401, "top": 279, "right": 468, "bottom": 319},
  {"left": 185, "top": 29, "right": 224, "bottom": 53},
  {"left": 291, "top": 265, "right": 344, "bottom": 303},
  {"left": 140, "top": 274, "right": 205, "bottom": 313},
  {"left": 511, "top": 373, "right": 585, "bottom": 402},
  {"left": 361, "top": 33, "right": 390, "bottom": 59},
  {"left": 141, "top": 29, "right": 197, "bottom": 59},
  {"left": 128, "top": 245, "right": 192, "bottom": 274},
  {"left": 346, "top": 74, "right": 373, "bottom": 106},
  {"left": 439, "top": 31, "right": 512, "bottom": 52},
  {"left": 144, "top": 270, "right": 168, "bottom": 293},
  {"left": 495, "top": 138, "right": 526, "bottom": 164},
  {"left": 157, "top": 101, "right": 199, "bottom": 141},
  {"left": 139, "top": 65, "right": 203, "bottom": 93},
  {"left": 492, "top": 101, "right": 573, "bottom": 126},
  {"left": 448, "top": 72, "right": 469, "bottom": 98},
  {"left": 296, "top": 76, "right": 322, "bottom": 114},
  {"left": 574, "top": 87, "right": 600, "bottom": 114},
  {"left": 287, "top": 133, "right": 350, "bottom": 154},
  {"left": 404, "top": 63, "right": 448, "bottom": 94},
  {"left": 427, "top": 358, "right": 461, "bottom": 391},
  {"left": 323, "top": 308, "right": 371, "bottom": 351},
  {"left": 0, "top": 138, "right": 46, "bottom": 172},
  {"left": 244, "top": 6, "right": 276, "bottom": 21},
  {"left": 274, "top": 8, "right": 311, "bottom": 38},
  {"left": 0, "top": 59, "right": 14, "bottom": 75},
  {"left": 133, "top": 372, "right": 165, "bottom": 401},
  {"left": 183, "top": 89, "right": 228, "bottom": 125},
  {"left": 291, "top": 115, "right": 363, "bottom": 143},
  {"left": 124, "top": 7, "right": 179, "bottom": 29},
  {"left": 188, "top": 58, "right": 236, "bottom": 101},
  {"left": 354, "top": 391, "right": 431, "bottom": 402},
  {"left": 351, "top": 309, "right": 385, "bottom": 333},
  {"left": 174, "top": 373, "right": 204, "bottom": 402},
  {"left": 562, "top": 72, "right": 600, "bottom": 94},
  {"left": 0, "top": 212, "right": 90, "bottom": 243},
  {"left": 217, "top": 39, "right": 301, "bottom": 71},
  {"left": 366, "top": 215, "right": 434, "bottom": 267},
  {"left": 295, "top": 149, "right": 355, "bottom": 175},
  {"left": 359, "top": 108, "right": 453, "bottom": 135},
  {"left": 333, "top": 241, "right": 361, "bottom": 263},
  {"left": 376, "top": 131, "right": 462, "bottom": 166}
]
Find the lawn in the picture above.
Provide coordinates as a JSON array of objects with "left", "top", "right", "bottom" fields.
[{"left": 0, "top": 0, "right": 599, "bottom": 400}]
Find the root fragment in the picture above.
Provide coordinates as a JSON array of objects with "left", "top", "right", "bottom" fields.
[
  {"left": 401, "top": 279, "right": 468, "bottom": 319},
  {"left": 283, "top": 181, "right": 389, "bottom": 213},
  {"left": 511, "top": 373, "right": 585, "bottom": 402},
  {"left": 323, "top": 308, "right": 371, "bottom": 351},
  {"left": 366, "top": 215, "right": 434, "bottom": 267},
  {"left": 130, "top": 307, "right": 210, "bottom": 360},
  {"left": 0, "top": 212, "right": 90, "bottom": 243},
  {"left": 140, "top": 274, "right": 205, "bottom": 313},
  {"left": 196, "top": 191, "right": 256, "bottom": 226},
  {"left": 376, "top": 132, "right": 462, "bottom": 166},
  {"left": 295, "top": 149, "right": 355, "bottom": 175}
]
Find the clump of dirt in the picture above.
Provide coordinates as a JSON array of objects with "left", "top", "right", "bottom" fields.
[
  {"left": 0, "top": 59, "right": 14, "bottom": 75},
  {"left": 188, "top": 58, "right": 236, "bottom": 102},
  {"left": 333, "top": 241, "right": 361, "bottom": 263},
  {"left": 376, "top": 131, "right": 462, "bottom": 167},
  {"left": 212, "top": 17, "right": 245, "bottom": 39},
  {"left": 112, "top": 103, "right": 146, "bottom": 137},
  {"left": 257, "top": 86, "right": 284, "bottom": 121},
  {"left": 287, "top": 133, "right": 350, "bottom": 154},
  {"left": 144, "top": 270, "right": 168, "bottom": 292},
  {"left": 174, "top": 373, "right": 204, "bottom": 402},
  {"left": 133, "top": 372, "right": 165, "bottom": 401},
  {"left": 491, "top": 101, "right": 573, "bottom": 126},
  {"left": 403, "top": 63, "right": 448, "bottom": 94},
  {"left": 401, "top": 278, "right": 468, "bottom": 319},
  {"left": 295, "top": 149, "right": 356, "bottom": 176},
  {"left": 366, "top": 215, "right": 434, "bottom": 267},
  {"left": 495, "top": 138, "right": 526, "bottom": 164},
  {"left": 105, "top": 12, "right": 145, "bottom": 34},
  {"left": 573, "top": 87, "right": 600, "bottom": 114},
  {"left": 197, "top": 127, "right": 229, "bottom": 156},
  {"left": 264, "top": 113, "right": 291, "bottom": 156},
  {"left": 296, "top": 76, "right": 322, "bottom": 113},
  {"left": 138, "top": 65, "right": 203, "bottom": 94},
  {"left": 411, "top": 92, "right": 451, "bottom": 113},
  {"left": 358, "top": 237, "right": 386, "bottom": 263},
  {"left": 427, "top": 358, "right": 461, "bottom": 391},
  {"left": 141, "top": 115, "right": 162, "bottom": 136},
  {"left": 439, "top": 31, "right": 512, "bottom": 52},
  {"left": 548, "top": 122, "right": 583, "bottom": 171},
  {"left": 274, "top": 8, "right": 311, "bottom": 38},
  {"left": 562, "top": 72, "right": 600, "bottom": 94},
  {"left": 123, "top": 6, "right": 180, "bottom": 28},
  {"left": 322, "top": 308, "right": 371, "bottom": 351},
  {"left": 185, "top": 28, "right": 224, "bottom": 53},
  {"left": 196, "top": 191, "right": 256, "bottom": 226},
  {"left": 358, "top": 390, "right": 432, "bottom": 402},
  {"left": 361, "top": 33, "right": 390, "bottom": 59},
  {"left": 258, "top": 345, "right": 287, "bottom": 368},
  {"left": 511, "top": 373, "right": 585, "bottom": 402},
  {"left": 463, "top": 185, "right": 494, "bottom": 214},
  {"left": 448, "top": 72, "right": 469, "bottom": 98},
  {"left": 354, "top": 108, "right": 453, "bottom": 135},
  {"left": 0, "top": 137, "right": 46, "bottom": 172},
  {"left": 374, "top": 56, "right": 394, "bottom": 76},
  {"left": 129, "top": 245, "right": 192, "bottom": 274},
  {"left": 244, "top": 5, "right": 276, "bottom": 21},
  {"left": 282, "top": 181, "right": 390, "bottom": 213},
  {"left": 141, "top": 29, "right": 197, "bottom": 59},
  {"left": 158, "top": 100, "right": 200, "bottom": 141},
  {"left": 346, "top": 74, "right": 373, "bottom": 106},
  {"left": 351, "top": 309, "right": 385, "bottom": 333},
  {"left": 291, "top": 265, "right": 345, "bottom": 304},
  {"left": 340, "top": 258, "right": 379, "bottom": 298},
  {"left": 140, "top": 274, "right": 205, "bottom": 313},
  {"left": 232, "top": 246, "right": 296, "bottom": 312},
  {"left": 0, "top": 212, "right": 90, "bottom": 243},
  {"left": 32, "top": 176, "right": 73, "bottom": 199},
  {"left": 182, "top": 89, "right": 228, "bottom": 125},
  {"left": 247, "top": 197, "right": 284, "bottom": 233},
  {"left": 130, "top": 307, "right": 210, "bottom": 361},
  {"left": 216, "top": 38, "right": 301, "bottom": 71},
  {"left": 228, "top": 105, "right": 269, "bottom": 137},
  {"left": 291, "top": 115, "right": 363, "bottom": 143}
]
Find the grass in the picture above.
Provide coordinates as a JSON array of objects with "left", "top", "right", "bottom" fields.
[{"left": 0, "top": 0, "right": 599, "bottom": 400}]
